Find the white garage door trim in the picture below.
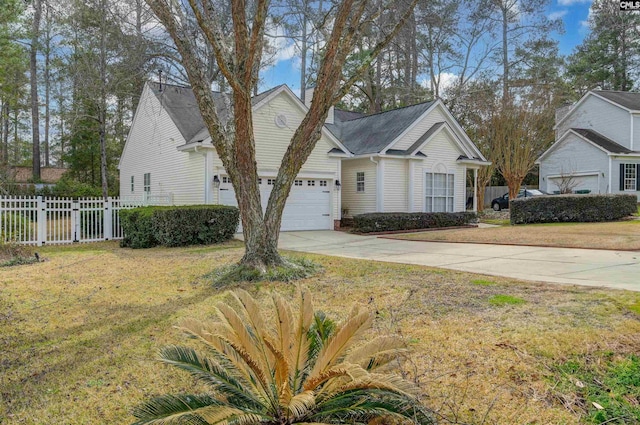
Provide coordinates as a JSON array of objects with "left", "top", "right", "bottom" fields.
[
  {"left": 547, "top": 171, "right": 600, "bottom": 194},
  {"left": 219, "top": 177, "right": 333, "bottom": 231}
]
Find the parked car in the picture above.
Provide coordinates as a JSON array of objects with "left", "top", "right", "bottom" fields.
[{"left": 491, "top": 189, "right": 546, "bottom": 211}]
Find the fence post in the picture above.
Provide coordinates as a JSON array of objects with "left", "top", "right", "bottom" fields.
[
  {"left": 72, "top": 199, "right": 80, "bottom": 243},
  {"left": 37, "top": 196, "right": 46, "bottom": 246},
  {"left": 104, "top": 198, "right": 112, "bottom": 240}
]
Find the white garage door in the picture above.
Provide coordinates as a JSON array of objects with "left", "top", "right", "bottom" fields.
[
  {"left": 548, "top": 174, "right": 599, "bottom": 194},
  {"left": 219, "top": 178, "right": 333, "bottom": 231}
]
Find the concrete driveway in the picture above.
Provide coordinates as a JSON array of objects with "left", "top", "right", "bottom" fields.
[{"left": 277, "top": 231, "right": 640, "bottom": 292}]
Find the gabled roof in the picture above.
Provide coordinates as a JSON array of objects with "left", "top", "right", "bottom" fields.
[
  {"left": 537, "top": 128, "right": 638, "bottom": 164},
  {"left": 148, "top": 82, "right": 282, "bottom": 143},
  {"left": 592, "top": 90, "right": 640, "bottom": 111},
  {"left": 571, "top": 128, "right": 633, "bottom": 154},
  {"left": 334, "top": 109, "right": 366, "bottom": 122},
  {"left": 326, "top": 101, "right": 435, "bottom": 155},
  {"left": 405, "top": 122, "right": 445, "bottom": 154}
]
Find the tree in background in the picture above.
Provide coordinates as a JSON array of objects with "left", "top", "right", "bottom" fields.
[
  {"left": 147, "top": 0, "right": 418, "bottom": 272},
  {"left": 0, "top": 0, "right": 28, "bottom": 175},
  {"left": 567, "top": 0, "right": 640, "bottom": 93},
  {"left": 449, "top": 79, "right": 501, "bottom": 211},
  {"left": 492, "top": 102, "right": 554, "bottom": 199}
]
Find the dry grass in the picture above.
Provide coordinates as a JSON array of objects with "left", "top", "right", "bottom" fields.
[
  {"left": 1, "top": 240, "right": 640, "bottom": 424},
  {"left": 390, "top": 219, "right": 640, "bottom": 250}
]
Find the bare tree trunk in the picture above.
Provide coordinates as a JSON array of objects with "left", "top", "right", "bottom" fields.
[
  {"left": 501, "top": 3, "right": 509, "bottom": 103},
  {"left": 44, "top": 0, "right": 51, "bottom": 167},
  {"left": 99, "top": 0, "right": 109, "bottom": 200},
  {"left": 1, "top": 102, "right": 7, "bottom": 166},
  {"left": 30, "top": 0, "right": 42, "bottom": 181},
  {"left": 300, "top": 1, "right": 308, "bottom": 103}
]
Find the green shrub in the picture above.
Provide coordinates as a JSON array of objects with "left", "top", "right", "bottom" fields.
[
  {"left": 510, "top": 194, "right": 638, "bottom": 225},
  {"left": 119, "top": 205, "right": 239, "bottom": 249},
  {"left": 352, "top": 211, "right": 477, "bottom": 233},
  {"left": 152, "top": 205, "right": 239, "bottom": 247},
  {"left": 0, "top": 212, "right": 31, "bottom": 242}
]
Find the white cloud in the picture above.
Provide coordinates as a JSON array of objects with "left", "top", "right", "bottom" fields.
[
  {"left": 264, "top": 18, "right": 298, "bottom": 65},
  {"left": 557, "top": 0, "right": 591, "bottom": 6},
  {"left": 420, "top": 72, "right": 458, "bottom": 94},
  {"left": 579, "top": 5, "right": 594, "bottom": 31},
  {"left": 548, "top": 10, "right": 568, "bottom": 20}
]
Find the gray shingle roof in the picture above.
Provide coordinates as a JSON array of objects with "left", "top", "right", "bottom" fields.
[
  {"left": 593, "top": 90, "right": 640, "bottom": 111},
  {"left": 148, "top": 82, "right": 282, "bottom": 143},
  {"left": 327, "top": 101, "right": 435, "bottom": 155},
  {"left": 405, "top": 122, "right": 445, "bottom": 154},
  {"left": 572, "top": 128, "right": 633, "bottom": 154},
  {"left": 334, "top": 109, "right": 366, "bottom": 122}
]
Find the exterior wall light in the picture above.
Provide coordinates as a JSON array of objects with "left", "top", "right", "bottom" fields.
[
  {"left": 213, "top": 175, "right": 221, "bottom": 188},
  {"left": 335, "top": 180, "right": 341, "bottom": 190}
]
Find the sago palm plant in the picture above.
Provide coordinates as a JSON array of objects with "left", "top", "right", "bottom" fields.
[{"left": 132, "top": 288, "right": 434, "bottom": 425}]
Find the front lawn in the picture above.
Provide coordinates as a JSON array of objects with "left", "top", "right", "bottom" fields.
[
  {"left": 2, "top": 241, "right": 640, "bottom": 424},
  {"left": 391, "top": 219, "right": 640, "bottom": 250}
]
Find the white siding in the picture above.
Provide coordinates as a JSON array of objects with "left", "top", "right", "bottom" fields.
[
  {"left": 119, "top": 85, "right": 205, "bottom": 204},
  {"left": 633, "top": 115, "right": 640, "bottom": 151},
  {"left": 539, "top": 133, "right": 608, "bottom": 194},
  {"left": 241, "top": 91, "right": 341, "bottom": 220},
  {"left": 121, "top": 86, "right": 342, "bottom": 222},
  {"left": 416, "top": 131, "right": 466, "bottom": 212},
  {"left": 557, "top": 95, "right": 631, "bottom": 149},
  {"left": 392, "top": 106, "right": 447, "bottom": 151},
  {"left": 611, "top": 158, "right": 640, "bottom": 201},
  {"left": 341, "top": 158, "right": 377, "bottom": 216},
  {"left": 383, "top": 158, "right": 408, "bottom": 212}
]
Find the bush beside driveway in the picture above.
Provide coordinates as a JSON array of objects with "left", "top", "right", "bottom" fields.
[{"left": 389, "top": 219, "right": 640, "bottom": 251}]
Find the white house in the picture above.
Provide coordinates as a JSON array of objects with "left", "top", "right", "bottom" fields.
[
  {"left": 537, "top": 90, "right": 640, "bottom": 199},
  {"left": 119, "top": 82, "right": 489, "bottom": 231}
]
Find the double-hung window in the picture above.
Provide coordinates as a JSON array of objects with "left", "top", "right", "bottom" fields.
[
  {"left": 143, "top": 173, "right": 151, "bottom": 193},
  {"left": 425, "top": 172, "right": 454, "bottom": 212},
  {"left": 356, "top": 172, "right": 365, "bottom": 192},
  {"left": 624, "top": 164, "right": 637, "bottom": 191},
  {"left": 130, "top": 176, "right": 135, "bottom": 192}
]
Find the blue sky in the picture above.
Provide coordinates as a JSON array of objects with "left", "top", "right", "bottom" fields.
[{"left": 260, "top": 0, "right": 594, "bottom": 93}]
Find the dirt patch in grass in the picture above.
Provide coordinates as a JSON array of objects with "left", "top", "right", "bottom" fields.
[
  {"left": 389, "top": 219, "right": 640, "bottom": 250},
  {"left": 1, "top": 240, "right": 640, "bottom": 424}
]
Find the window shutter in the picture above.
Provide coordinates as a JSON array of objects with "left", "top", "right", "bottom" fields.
[
  {"left": 620, "top": 164, "right": 625, "bottom": 191},
  {"left": 637, "top": 164, "right": 640, "bottom": 191}
]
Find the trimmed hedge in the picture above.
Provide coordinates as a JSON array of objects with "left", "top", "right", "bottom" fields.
[
  {"left": 120, "top": 205, "right": 239, "bottom": 248},
  {"left": 353, "top": 212, "right": 477, "bottom": 233},
  {"left": 510, "top": 194, "right": 638, "bottom": 225}
]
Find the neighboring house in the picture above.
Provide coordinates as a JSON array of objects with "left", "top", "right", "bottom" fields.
[
  {"left": 9, "top": 167, "right": 68, "bottom": 189},
  {"left": 537, "top": 90, "right": 640, "bottom": 199},
  {"left": 119, "top": 82, "right": 489, "bottom": 231}
]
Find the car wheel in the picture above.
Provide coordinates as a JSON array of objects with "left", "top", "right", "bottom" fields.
[{"left": 492, "top": 203, "right": 501, "bottom": 211}]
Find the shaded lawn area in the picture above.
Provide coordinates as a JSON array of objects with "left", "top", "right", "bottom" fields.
[
  {"left": 2, "top": 241, "right": 640, "bottom": 424},
  {"left": 390, "top": 219, "right": 640, "bottom": 250}
]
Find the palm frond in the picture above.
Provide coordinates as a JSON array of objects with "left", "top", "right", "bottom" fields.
[
  {"left": 215, "top": 303, "right": 271, "bottom": 390},
  {"left": 271, "top": 293, "right": 293, "bottom": 401},
  {"left": 344, "top": 336, "right": 407, "bottom": 371},
  {"left": 134, "top": 289, "right": 431, "bottom": 425},
  {"left": 158, "top": 346, "right": 264, "bottom": 411},
  {"left": 313, "top": 389, "right": 434, "bottom": 425},
  {"left": 131, "top": 393, "right": 220, "bottom": 425},
  {"left": 286, "top": 390, "right": 316, "bottom": 419},
  {"left": 305, "top": 310, "right": 372, "bottom": 390},
  {"left": 291, "top": 288, "right": 314, "bottom": 392}
]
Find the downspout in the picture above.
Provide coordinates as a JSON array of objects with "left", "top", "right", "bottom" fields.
[{"left": 370, "top": 156, "right": 383, "bottom": 212}]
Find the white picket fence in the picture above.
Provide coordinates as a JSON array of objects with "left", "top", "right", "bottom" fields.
[{"left": 0, "top": 196, "right": 157, "bottom": 246}]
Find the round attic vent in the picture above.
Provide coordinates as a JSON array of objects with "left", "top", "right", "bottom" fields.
[{"left": 274, "top": 114, "right": 288, "bottom": 128}]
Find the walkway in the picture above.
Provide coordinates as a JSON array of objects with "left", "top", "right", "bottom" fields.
[{"left": 277, "top": 231, "right": 640, "bottom": 291}]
